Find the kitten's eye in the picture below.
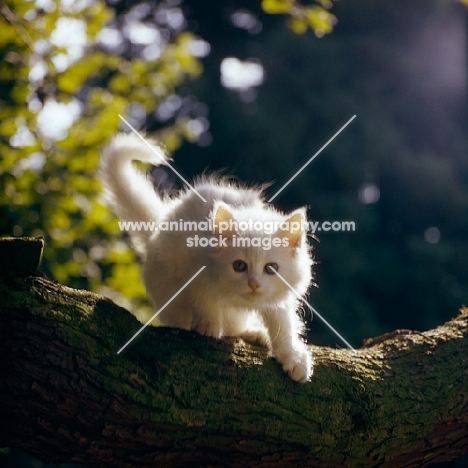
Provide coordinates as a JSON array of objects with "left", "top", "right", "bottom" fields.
[
  {"left": 233, "top": 260, "right": 248, "bottom": 272},
  {"left": 265, "top": 263, "right": 279, "bottom": 275}
]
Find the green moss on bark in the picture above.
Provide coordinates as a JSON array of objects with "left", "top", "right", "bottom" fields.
[{"left": 1, "top": 273, "right": 467, "bottom": 467}]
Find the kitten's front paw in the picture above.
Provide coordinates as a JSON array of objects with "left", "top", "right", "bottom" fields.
[
  {"left": 280, "top": 347, "right": 313, "bottom": 383},
  {"left": 192, "top": 318, "right": 223, "bottom": 339}
]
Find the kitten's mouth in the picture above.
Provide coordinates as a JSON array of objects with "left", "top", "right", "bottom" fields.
[{"left": 244, "top": 291, "right": 263, "bottom": 301}]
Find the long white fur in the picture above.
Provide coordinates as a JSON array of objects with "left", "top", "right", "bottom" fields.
[
  {"left": 100, "top": 133, "right": 177, "bottom": 254},
  {"left": 101, "top": 133, "right": 315, "bottom": 382}
]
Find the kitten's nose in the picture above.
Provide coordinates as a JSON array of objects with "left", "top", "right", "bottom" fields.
[{"left": 248, "top": 277, "right": 260, "bottom": 292}]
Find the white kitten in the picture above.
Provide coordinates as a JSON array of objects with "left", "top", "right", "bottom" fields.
[{"left": 101, "top": 133, "right": 314, "bottom": 382}]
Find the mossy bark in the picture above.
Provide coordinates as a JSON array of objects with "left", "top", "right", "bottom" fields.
[{"left": 1, "top": 273, "right": 468, "bottom": 467}]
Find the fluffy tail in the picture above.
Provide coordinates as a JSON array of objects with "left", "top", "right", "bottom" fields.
[{"left": 101, "top": 133, "right": 170, "bottom": 254}]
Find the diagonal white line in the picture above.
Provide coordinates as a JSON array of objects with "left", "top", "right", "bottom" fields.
[
  {"left": 118, "top": 114, "right": 207, "bottom": 203},
  {"left": 117, "top": 266, "right": 206, "bottom": 354},
  {"left": 267, "top": 266, "right": 356, "bottom": 351},
  {"left": 268, "top": 115, "right": 357, "bottom": 202}
]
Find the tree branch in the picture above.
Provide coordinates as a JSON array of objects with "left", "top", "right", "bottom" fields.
[{"left": 1, "top": 244, "right": 467, "bottom": 467}]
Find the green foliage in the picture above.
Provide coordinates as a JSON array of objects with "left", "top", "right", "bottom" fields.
[
  {"left": 261, "top": 0, "right": 336, "bottom": 36},
  {"left": 0, "top": 0, "right": 205, "bottom": 317}
]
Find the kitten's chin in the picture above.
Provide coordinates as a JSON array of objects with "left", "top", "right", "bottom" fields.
[{"left": 239, "top": 291, "right": 265, "bottom": 305}]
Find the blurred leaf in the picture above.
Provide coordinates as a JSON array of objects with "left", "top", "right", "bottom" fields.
[
  {"left": 288, "top": 16, "right": 308, "bottom": 34},
  {"left": 305, "top": 7, "right": 336, "bottom": 36},
  {"left": 262, "top": 0, "right": 337, "bottom": 35},
  {"left": 262, "top": 0, "right": 294, "bottom": 14}
]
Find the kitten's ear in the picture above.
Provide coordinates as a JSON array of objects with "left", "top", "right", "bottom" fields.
[
  {"left": 212, "top": 202, "right": 237, "bottom": 238},
  {"left": 276, "top": 208, "right": 307, "bottom": 248}
]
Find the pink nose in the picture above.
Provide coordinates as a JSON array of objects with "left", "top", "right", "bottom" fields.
[{"left": 248, "top": 278, "right": 260, "bottom": 292}]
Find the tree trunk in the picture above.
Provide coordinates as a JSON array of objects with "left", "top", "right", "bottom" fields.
[{"left": 0, "top": 241, "right": 467, "bottom": 467}]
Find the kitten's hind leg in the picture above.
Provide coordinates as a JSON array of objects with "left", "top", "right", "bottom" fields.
[
  {"left": 154, "top": 293, "right": 194, "bottom": 330},
  {"left": 191, "top": 307, "right": 224, "bottom": 339},
  {"left": 226, "top": 312, "right": 271, "bottom": 349},
  {"left": 239, "top": 330, "right": 271, "bottom": 349}
]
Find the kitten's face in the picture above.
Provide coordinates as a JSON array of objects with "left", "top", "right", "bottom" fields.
[
  {"left": 206, "top": 202, "right": 313, "bottom": 307},
  {"left": 208, "top": 239, "right": 311, "bottom": 307}
]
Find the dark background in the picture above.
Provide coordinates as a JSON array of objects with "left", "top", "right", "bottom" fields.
[{"left": 151, "top": 0, "right": 468, "bottom": 349}]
